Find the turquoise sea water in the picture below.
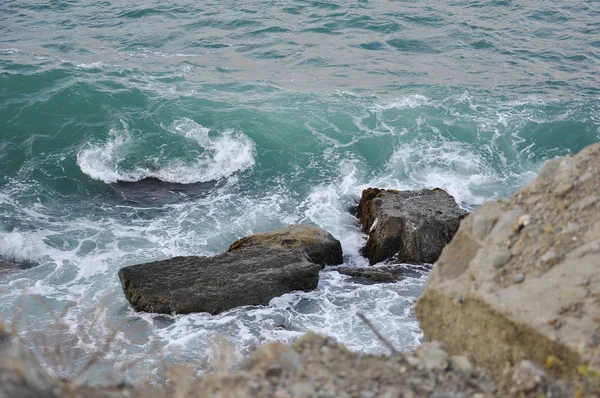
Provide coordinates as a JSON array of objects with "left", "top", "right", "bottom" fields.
[{"left": 1, "top": 0, "right": 599, "bottom": 384}]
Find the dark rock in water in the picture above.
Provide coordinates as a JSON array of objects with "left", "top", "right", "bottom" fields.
[
  {"left": 228, "top": 224, "right": 343, "bottom": 267},
  {"left": 118, "top": 224, "right": 341, "bottom": 315},
  {"left": 118, "top": 246, "right": 320, "bottom": 315},
  {"left": 357, "top": 188, "right": 467, "bottom": 264},
  {"left": 0, "top": 257, "right": 20, "bottom": 273},
  {"left": 111, "top": 177, "right": 220, "bottom": 206},
  {"left": 332, "top": 267, "right": 402, "bottom": 284}
]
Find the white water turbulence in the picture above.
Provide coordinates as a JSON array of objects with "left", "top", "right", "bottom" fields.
[
  {"left": 2, "top": 86, "right": 594, "bottom": 386},
  {"left": 77, "top": 119, "right": 256, "bottom": 184},
  {"left": 0, "top": 121, "right": 433, "bottom": 384},
  {"left": 1, "top": 0, "right": 599, "bottom": 388}
]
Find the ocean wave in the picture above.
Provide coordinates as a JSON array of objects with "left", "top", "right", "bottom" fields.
[
  {"left": 77, "top": 119, "right": 255, "bottom": 184},
  {"left": 374, "top": 94, "right": 431, "bottom": 110},
  {"left": 61, "top": 60, "right": 106, "bottom": 70},
  {"left": 0, "top": 48, "right": 25, "bottom": 55}
]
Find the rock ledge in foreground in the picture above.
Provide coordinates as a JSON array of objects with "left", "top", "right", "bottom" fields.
[
  {"left": 357, "top": 188, "right": 467, "bottom": 264},
  {"left": 416, "top": 141, "right": 600, "bottom": 382},
  {"left": 0, "top": 325, "right": 572, "bottom": 398}
]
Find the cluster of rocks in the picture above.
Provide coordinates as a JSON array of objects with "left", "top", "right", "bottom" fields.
[
  {"left": 4, "top": 142, "right": 600, "bottom": 396},
  {"left": 118, "top": 185, "right": 466, "bottom": 315},
  {"left": 115, "top": 140, "right": 600, "bottom": 396}
]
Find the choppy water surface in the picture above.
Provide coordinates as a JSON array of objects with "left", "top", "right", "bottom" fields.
[{"left": 1, "top": 0, "right": 599, "bottom": 384}]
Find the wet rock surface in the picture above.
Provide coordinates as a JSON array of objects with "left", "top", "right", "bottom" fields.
[
  {"left": 357, "top": 188, "right": 467, "bottom": 264},
  {"left": 118, "top": 246, "right": 320, "bottom": 315},
  {"left": 0, "top": 257, "right": 19, "bottom": 273},
  {"left": 331, "top": 266, "right": 404, "bottom": 284},
  {"left": 416, "top": 142, "right": 600, "bottom": 382},
  {"left": 111, "top": 177, "right": 220, "bottom": 206},
  {"left": 228, "top": 224, "right": 343, "bottom": 267}
]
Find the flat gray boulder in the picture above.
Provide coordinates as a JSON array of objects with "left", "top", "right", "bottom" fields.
[
  {"left": 228, "top": 224, "right": 343, "bottom": 267},
  {"left": 118, "top": 246, "right": 320, "bottom": 315},
  {"left": 357, "top": 188, "right": 467, "bottom": 264}
]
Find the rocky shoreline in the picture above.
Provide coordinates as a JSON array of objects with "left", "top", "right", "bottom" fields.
[{"left": 3, "top": 142, "right": 600, "bottom": 396}]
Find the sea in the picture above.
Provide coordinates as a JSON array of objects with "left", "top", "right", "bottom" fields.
[{"left": 1, "top": 0, "right": 599, "bottom": 385}]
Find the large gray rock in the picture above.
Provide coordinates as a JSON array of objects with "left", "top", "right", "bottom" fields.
[
  {"left": 416, "top": 142, "right": 600, "bottom": 382},
  {"left": 228, "top": 224, "right": 343, "bottom": 267},
  {"left": 118, "top": 246, "right": 320, "bottom": 315},
  {"left": 357, "top": 188, "right": 467, "bottom": 264}
]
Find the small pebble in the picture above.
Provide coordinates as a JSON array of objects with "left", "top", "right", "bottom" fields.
[
  {"left": 539, "top": 250, "right": 559, "bottom": 267},
  {"left": 554, "top": 182, "right": 573, "bottom": 197},
  {"left": 517, "top": 214, "right": 531, "bottom": 228},
  {"left": 513, "top": 273, "right": 525, "bottom": 284},
  {"left": 450, "top": 355, "right": 473, "bottom": 377}
]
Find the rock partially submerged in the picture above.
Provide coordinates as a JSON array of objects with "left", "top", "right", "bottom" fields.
[
  {"left": 111, "top": 177, "right": 220, "bottom": 206},
  {"left": 416, "top": 142, "right": 600, "bottom": 382},
  {"left": 331, "top": 266, "right": 404, "bottom": 284},
  {"left": 228, "top": 224, "right": 343, "bottom": 267},
  {"left": 119, "top": 246, "right": 320, "bottom": 315},
  {"left": 0, "top": 257, "right": 20, "bottom": 273},
  {"left": 357, "top": 188, "right": 467, "bottom": 264},
  {"left": 119, "top": 224, "right": 343, "bottom": 315}
]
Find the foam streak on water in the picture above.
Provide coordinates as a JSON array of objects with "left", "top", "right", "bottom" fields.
[{"left": 1, "top": 0, "right": 599, "bottom": 385}]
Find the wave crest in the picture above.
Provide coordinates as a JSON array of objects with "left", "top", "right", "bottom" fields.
[{"left": 77, "top": 119, "right": 255, "bottom": 184}]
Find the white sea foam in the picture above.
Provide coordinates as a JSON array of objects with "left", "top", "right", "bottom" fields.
[
  {"left": 375, "top": 94, "right": 430, "bottom": 110},
  {"left": 0, "top": 231, "right": 39, "bottom": 263},
  {"left": 75, "top": 61, "right": 105, "bottom": 70},
  {"left": 146, "top": 270, "right": 426, "bottom": 372},
  {"left": 297, "top": 159, "right": 368, "bottom": 265},
  {"left": 0, "top": 48, "right": 25, "bottom": 55},
  {"left": 77, "top": 119, "right": 255, "bottom": 184},
  {"left": 364, "top": 93, "right": 556, "bottom": 207},
  {"left": 382, "top": 140, "right": 490, "bottom": 206},
  {"left": 59, "top": 60, "right": 107, "bottom": 70}
]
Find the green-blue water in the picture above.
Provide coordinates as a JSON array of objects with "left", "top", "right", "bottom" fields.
[{"left": 1, "top": 0, "right": 599, "bottom": 384}]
